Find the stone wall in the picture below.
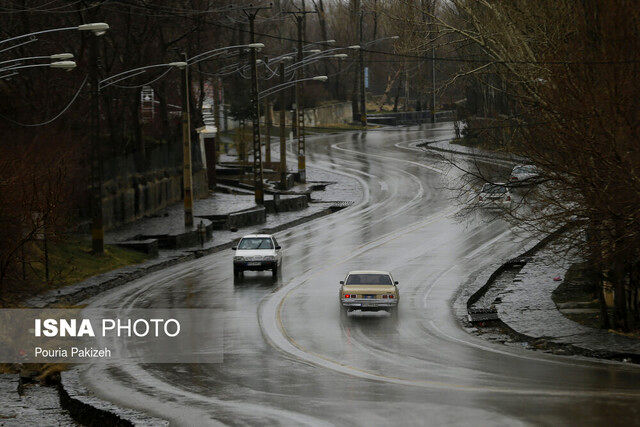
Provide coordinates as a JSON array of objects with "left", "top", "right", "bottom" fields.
[
  {"left": 101, "top": 169, "right": 208, "bottom": 230},
  {"left": 97, "top": 140, "right": 208, "bottom": 231}
]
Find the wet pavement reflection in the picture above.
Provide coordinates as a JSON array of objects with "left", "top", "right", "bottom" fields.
[{"left": 81, "top": 123, "right": 640, "bottom": 426}]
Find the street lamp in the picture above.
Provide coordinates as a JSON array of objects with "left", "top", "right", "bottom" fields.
[
  {"left": 96, "top": 61, "right": 188, "bottom": 229},
  {"left": 258, "top": 75, "right": 329, "bottom": 99},
  {"left": 0, "top": 60, "right": 76, "bottom": 76},
  {"left": 185, "top": 42, "right": 267, "bottom": 205},
  {"left": 99, "top": 62, "right": 187, "bottom": 89},
  {"left": 49, "top": 61, "right": 76, "bottom": 70},
  {"left": 0, "top": 60, "right": 76, "bottom": 79},
  {"left": 285, "top": 51, "right": 353, "bottom": 74},
  {"left": 254, "top": 69, "right": 328, "bottom": 190},
  {"left": 0, "top": 23, "right": 109, "bottom": 47},
  {"left": 304, "top": 39, "right": 335, "bottom": 49},
  {"left": 0, "top": 52, "right": 74, "bottom": 68},
  {"left": 77, "top": 23, "right": 109, "bottom": 36},
  {"left": 188, "top": 43, "right": 264, "bottom": 65}
]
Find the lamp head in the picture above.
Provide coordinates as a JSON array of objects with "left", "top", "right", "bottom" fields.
[
  {"left": 168, "top": 61, "right": 188, "bottom": 69},
  {"left": 348, "top": 45, "right": 361, "bottom": 50},
  {"left": 312, "top": 75, "right": 328, "bottom": 82},
  {"left": 50, "top": 53, "right": 74, "bottom": 60},
  {"left": 77, "top": 22, "right": 109, "bottom": 36},
  {"left": 49, "top": 60, "right": 76, "bottom": 70}
]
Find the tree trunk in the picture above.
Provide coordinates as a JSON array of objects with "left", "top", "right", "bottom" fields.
[{"left": 612, "top": 260, "right": 629, "bottom": 331}]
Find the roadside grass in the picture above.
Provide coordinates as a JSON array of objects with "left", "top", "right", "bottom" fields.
[
  {"left": 1, "top": 238, "right": 149, "bottom": 376},
  {"left": 3, "top": 237, "right": 149, "bottom": 308},
  {"left": 29, "top": 237, "right": 149, "bottom": 295}
]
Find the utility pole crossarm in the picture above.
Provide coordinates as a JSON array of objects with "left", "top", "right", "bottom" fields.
[
  {"left": 242, "top": 5, "right": 272, "bottom": 205},
  {"left": 282, "top": 8, "right": 318, "bottom": 184}
]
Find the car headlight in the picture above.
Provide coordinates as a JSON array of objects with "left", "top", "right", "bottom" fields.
[
  {"left": 262, "top": 255, "right": 276, "bottom": 261},
  {"left": 234, "top": 256, "right": 245, "bottom": 261}
]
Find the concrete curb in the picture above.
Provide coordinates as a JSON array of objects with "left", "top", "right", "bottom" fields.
[
  {"left": 459, "top": 228, "right": 640, "bottom": 362},
  {"left": 58, "top": 367, "right": 167, "bottom": 427},
  {"left": 454, "top": 233, "right": 549, "bottom": 321},
  {"left": 417, "top": 140, "right": 522, "bottom": 163},
  {"left": 27, "top": 202, "right": 349, "bottom": 426}
]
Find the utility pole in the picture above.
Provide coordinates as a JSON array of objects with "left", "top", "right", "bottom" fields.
[
  {"left": 358, "top": 9, "right": 367, "bottom": 127},
  {"left": 279, "top": 62, "right": 287, "bottom": 189},
  {"left": 263, "top": 56, "right": 272, "bottom": 164},
  {"left": 213, "top": 77, "right": 221, "bottom": 159},
  {"left": 295, "top": 16, "right": 306, "bottom": 182},
  {"left": 265, "top": 99, "right": 272, "bottom": 164},
  {"left": 181, "top": 51, "right": 194, "bottom": 227},
  {"left": 244, "top": 6, "right": 271, "bottom": 205},
  {"left": 404, "top": 59, "right": 409, "bottom": 112},
  {"left": 431, "top": 46, "right": 436, "bottom": 123},
  {"left": 90, "top": 32, "right": 104, "bottom": 254},
  {"left": 284, "top": 8, "right": 317, "bottom": 184}
]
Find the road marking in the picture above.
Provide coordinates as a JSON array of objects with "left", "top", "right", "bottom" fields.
[
  {"left": 331, "top": 142, "right": 445, "bottom": 174},
  {"left": 463, "top": 229, "right": 513, "bottom": 260}
]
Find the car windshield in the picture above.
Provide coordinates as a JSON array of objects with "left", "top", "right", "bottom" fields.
[
  {"left": 481, "top": 184, "right": 508, "bottom": 194},
  {"left": 238, "top": 237, "right": 273, "bottom": 250},
  {"left": 346, "top": 274, "right": 392, "bottom": 285}
]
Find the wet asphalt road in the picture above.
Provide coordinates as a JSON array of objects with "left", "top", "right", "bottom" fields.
[{"left": 82, "top": 123, "right": 640, "bottom": 426}]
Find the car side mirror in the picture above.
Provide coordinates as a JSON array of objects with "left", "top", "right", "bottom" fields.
[
  {"left": 339, "top": 281, "right": 344, "bottom": 285},
  {"left": 232, "top": 246, "right": 237, "bottom": 250},
  {"left": 275, "top": 245, "right": 281, "bottom": 250},
  {"left": 394, "top": 281, "right": 399, "bottom": 286}
]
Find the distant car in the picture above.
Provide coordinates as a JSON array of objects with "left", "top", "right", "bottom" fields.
[
  {"left": 478, "top": 182, "right": 512, "bottom": 206},
  {"left": 232, "top": 234, "right": 282, "bottom": 277},
  {"left": 339, "top": 270, "right": 399, "bottom": 317},
  {"left": 509, "top": 164, "right": 539, "bottom": 183}
]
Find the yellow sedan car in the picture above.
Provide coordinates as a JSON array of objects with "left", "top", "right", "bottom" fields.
[{"left": 339, "top": 270, "right": 399, "bottom": 317}]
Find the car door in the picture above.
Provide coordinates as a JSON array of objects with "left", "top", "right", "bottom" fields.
[{"left": 272, "top": 236, "right": 282, "bottom": 265}]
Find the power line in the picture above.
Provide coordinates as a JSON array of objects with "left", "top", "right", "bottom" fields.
[
  {"left": 0, "top": 75, "right": 88, "bottom": 126},
  {"left": 104, "top": 0, "right": 640, "bottom": 66}
]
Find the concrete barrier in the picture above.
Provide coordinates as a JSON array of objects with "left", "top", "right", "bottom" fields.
[{"left": 264, "top": 194, "right": 308, "bottom": 213}]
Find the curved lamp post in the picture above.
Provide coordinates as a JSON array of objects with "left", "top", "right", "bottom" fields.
[
  {"left": 0, "top": 60, "right": 75, "bottom": 73},
  {"left": 99, "top": 61, "right": 187, "bottom": 90},
  {"left": 258, "top": 75, "right": 328, "bottom": 100},
  {"left": 0, "top": 60, "right": 76, "bottom": 79},
  {"left": 0, "top": 53, "right": 74, "bottom": 68},
  {"left": 0, "top": 23, "right": 109, "bottom": 47}
]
